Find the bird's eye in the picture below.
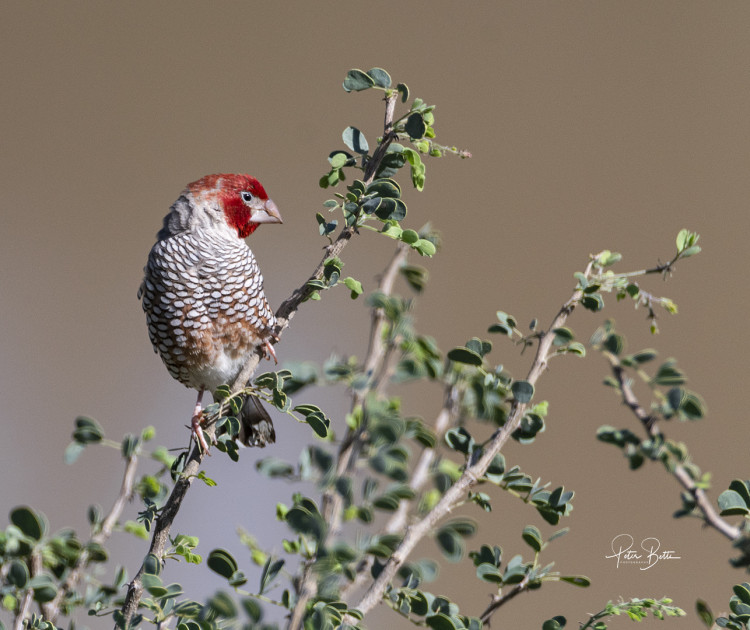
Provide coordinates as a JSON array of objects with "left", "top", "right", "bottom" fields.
[{"left": 241, "top": 191, "right": 254, "bottom": 203}]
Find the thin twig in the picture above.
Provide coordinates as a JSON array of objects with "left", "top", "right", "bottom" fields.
[
  {"left": 119, "top": 446, "right": 207, "bottom": 627},
  {"left": 340, "top": 384, "right": 459, "bottom": 602},
  {"left": 45, "top": 454, "right": 138, "bottom": 624},
  {"left": 14, "top": 591, "right": 32, "bottom": 630},
  {"left": 289, "top": 241, "right": 408, "bottom": 630},
  {"left": 607, "top": 355, "right": 740, "bottom": 541},
  {"left": 386, "top": 384, "right": 459, "bottom": 535},
  {"left": 346, "top": 262, "right": 596, "bottom": 620},
  {"left": 479, "top": 573, "right": 532, "bottom": 626}
]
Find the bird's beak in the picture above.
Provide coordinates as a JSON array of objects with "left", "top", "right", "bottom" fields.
[{"left": 250, "top": 199, "right": 283, "bottom": 224}]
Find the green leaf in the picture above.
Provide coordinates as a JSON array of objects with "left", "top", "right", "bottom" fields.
[
  {"left": 143, "top": 553, "right": 161, "bottom": 576},
  {"left": 72, "top": 416, "right": 104, "bottom": 444},
  {"left": 121, "top": 434, "right": 139, "bottom": 458},
  {"left": 343, "top": 68, "right": 375, "bottom": 92},
  {"left": 285, "top": 497, "right": 326, "bottom": 543},
  {"left": 552, "top": 327, "right": 574, "bottom": 345},
  {"left": 397, "top": 83, "right": 409, "bottom": 102},
  {"left": 7, "top": 560, "right": 29, "bottom": 588},
  {"left": 123, "top": 520, "right": 148, "bottom": 540},
  {"left": 718, "top": 490, "right": 750, "bottom": 516},
  {"left": 445, "top": 427, "right": 474, "bottom": 455},
  {"left": 447, "top": 518, "right": 477, "bottom": 536},
  {"left": 630, "top": 349, "right": 658, "bottom": 364},
  {"left": 548, "top": 528, "right": 569, "bottom": 543},
  {"left": 294, "top": 405, "right": 331, "bottom": 438},
  {"left": 581, "top": 293, "right": 604, "bottom": 312},
  {"left": 259, "top": 557, "right": 284, "bottom": 594},
  {"left": 559, "top": 575, "right": 590, "bottom": 587},
  {"left": 564, "top": 342, "right": 586, "bottom": 356},
  {"left": 329, "top": 151, "right": 353, "bottom": 169},
  {"left": 597, "top": 250, "right": 622, "bottom": 267},
  {"left": 734, "top": 584, "right": 750, "bottom": 606},
  {"left": 729, "top": 480, "right": 750, "bottom": 508},
  {"left": 367, "top": 67, "right": 392, "bottom": 88},
  {"left": 401, "top": 265, "right": 429, "bottom": 292},
  {"left": 436, "top": 528, "right": 464, "bottom": 562},
  {"left": 696, "top": 600, "right": 713, "bottom": 628},
  {"left": 256, "top": 457, "right": 294, "bottom": 479},
  {"left": 10, "top": 506, "right": 45, "bottom": 540},
  {"left": 64, "top": 441, "right": 85, "bottom": 464},
  {"left": 522, "top": 525, "right": 543, "bottom": 552},
  {"left": 511, "top": 381, "right": 534, "bottom": 403},
  {"left": 602, "top": 333, "right": 624, "bottom": 356},
  {"left": 174, "top": 601, "right": 203, "bottom": 618},
  {"left": 470, "top": 544, "right": 502, "bottom": 567},
  {"left": 376, "top": 198, "right": 408, "bottom": 222},
  {"left": 367, "top": 178, "right": 401, "bottom": 199},
  {"left": 447, "top": 347, "right": 482, "bottom": 366},
  {"left": 651, "top": 360, "right": 686, "bottom": 386},
  {"left": 413, "top": 239, "right": 436, "bottom": 257},
  {"left": 242, "top": 597, "right": 262, "bottom": 622},
  {"left": 405, "top": 112, "right": 426, "bottom": 139},
  {"left": 542, "top": 616, "right": 567, "bottom": 630},
  {"left": 476, "top": 563, "right": 503, "bottom": 583},
  {"left": 28, "top": 575, "right": 57, "bottom": 603},
  {"left": 402, "top": 147, "right": 426, "bottom": 190},
  {"left": 140, "top": 573, "right": 165, "bottom": 597},
  {"left": 425, "top": 613, "right": 458, "bottom": 630},
  {"left": 400, "top": 229, "right": 419, "bottom": 244},
  {"left": 207, "top": 548, "right": 238, "bottom": 579},
  {"left": 342, "top": 126, "right": 369, "bottom": 154},
  {"left": 676, "top": 228, "right": 690, "bottom": 250},
  {"left": 207, "top": 591, "right": 237, "bottom": 618}
]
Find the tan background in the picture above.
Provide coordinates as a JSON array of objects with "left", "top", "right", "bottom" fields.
[{"left": 2, "top": 2, "right": 749, "bottom": 627}]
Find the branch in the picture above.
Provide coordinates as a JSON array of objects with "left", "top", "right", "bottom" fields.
[
  {"left": 119, "top": 445, "right": 207, "bottom": 627},
  {"left": 386, "top": 384, "right": 459, "bottom": 535},
  {"left": 606, "top": 354, "right": 741, "bottom": 542},
  {"left": 478, "top": 573, "right": 532, "bottom": 626},
  {"left": 347, "top": 261, "right": 596, "bottom": 619},
  {"left": 340, "top": 384, "right": 459, "bottom": 603},
  {"left": 13, "top": 590, "right": 32, "bottom": 630},
  {"left": 45, "top": 454, "right": 138, "bottom": 624},
  {"left": 289, "top": 241, "right": 408, "bottom": 630}
]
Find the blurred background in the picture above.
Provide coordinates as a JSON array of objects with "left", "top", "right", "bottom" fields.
[{"left": 2, "top": 2, "right": 749, "bottom": 627}]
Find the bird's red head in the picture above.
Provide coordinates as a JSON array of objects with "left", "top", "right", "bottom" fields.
[{"left": 188, "top": 173, "right": 283, "bottom": 238}]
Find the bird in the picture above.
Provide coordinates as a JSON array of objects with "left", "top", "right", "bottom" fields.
[{"left": 138, "top": 173, "right": 282, "bottom": 453}]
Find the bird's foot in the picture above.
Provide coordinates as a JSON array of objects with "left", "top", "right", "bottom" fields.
[
  {"left": 264, "top": 339, "right": 278, "bottom": 364},
  {"left": 191, "top": 402, "right": 211, "bottom": 455}
]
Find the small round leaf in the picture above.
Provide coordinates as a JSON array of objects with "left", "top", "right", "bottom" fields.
[
  {"left": 511, "top": 381, "right": 535, "bottom": 403},
  {"left": 207, "top": 549, "right": 238, "bottom": 579},
  {"left": 10, "top": 506, "right": 45, "bottom": 541}
]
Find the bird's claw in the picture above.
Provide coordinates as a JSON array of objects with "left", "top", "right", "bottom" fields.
[
  {"left": 191, "top": 405, "right": 211, "bottom": 455},
  {"left": 264, "top": 338, "right": 278, "bottom": 364}
]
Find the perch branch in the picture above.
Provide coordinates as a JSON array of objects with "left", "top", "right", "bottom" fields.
[{"left": 120, "top": 91, "right": 399, "bottom": 629}]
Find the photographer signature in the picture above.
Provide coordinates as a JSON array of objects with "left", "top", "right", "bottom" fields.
[{"left": 605, "top": 534, "right": 681, "bottom": 570}]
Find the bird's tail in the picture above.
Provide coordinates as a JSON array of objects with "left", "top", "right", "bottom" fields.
[{"left": 238, "top": 394, "right": 276, "bottom": 447}]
